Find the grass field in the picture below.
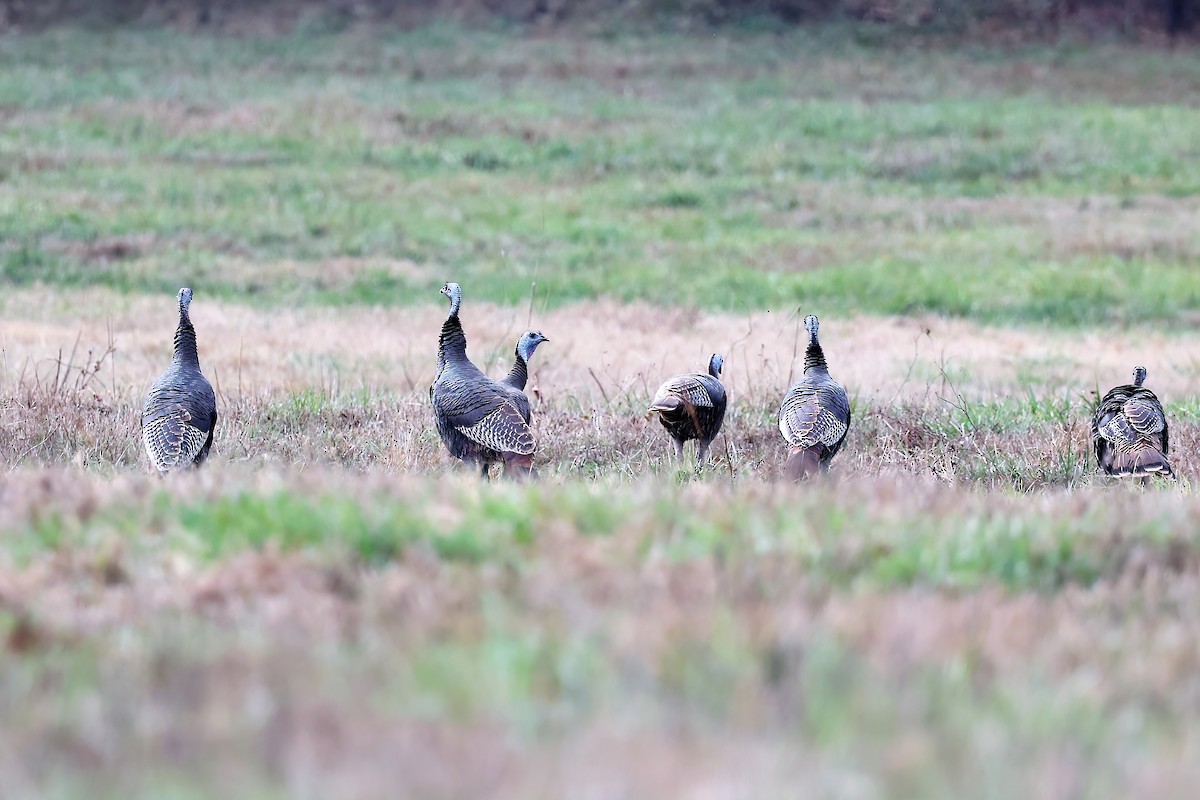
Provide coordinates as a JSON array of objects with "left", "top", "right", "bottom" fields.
[{"left": 4, "top": 23, "right": 1200, "bottom": 799}]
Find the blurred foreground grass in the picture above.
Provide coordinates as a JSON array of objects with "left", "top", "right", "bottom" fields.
[
  {"left": 3, "top": 469, "right": 1200, "bottom": 798},
  {"left": 2, "top": 27, "right": 1200, "bottom": 323}
]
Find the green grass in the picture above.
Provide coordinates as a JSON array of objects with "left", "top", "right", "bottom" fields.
[
  {"left": 9, "top": 476, "right": 1194, "bottom": 591},
  {"left": 3, "top": 27, "right": 1200, "bottom": 322}
]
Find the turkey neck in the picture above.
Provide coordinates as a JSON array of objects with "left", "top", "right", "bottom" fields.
[
  {"left": 506, "top": 351, "right": 529, "bottom": 390},
  {"left": 803, "top": 336, "right": 828, "bottom": 374},
  {"left": 438, "top": 311, "right": 468, "bottom": 366},
  {"left": 173, "top": 310, "right": 200, "bottom": 369}
]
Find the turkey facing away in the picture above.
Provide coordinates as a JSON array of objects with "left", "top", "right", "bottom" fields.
[
  {"left": 779, "top": 315, "right": 850, "bottom": 480},
  {"left": 1092, "top": 366, "right": 1173, "bottom": 478},
  {"left": 648, "top": 353, "right": 727, "bottom": 465},
  {"left": 499, "top": 329, "right": 550, "bottom": 425},
  {"left": 141, "top": 287, "right": 218, "bottom": 475},
  {"left": 429, "top": 282, "right": 540, "bottom": 479}
]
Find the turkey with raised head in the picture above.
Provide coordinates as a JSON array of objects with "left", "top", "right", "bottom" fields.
[
  {"left": 141, "top": 287, "right": 218, "bottom": 475},
  {"left": 429, "top": 282, "right": 539, "bottom": 479},
  {"left": 779, "top": 315, "right": 850, "bottom": 480},
  {"left": 648, "top": 353, "right": 727, "bottom": 466},
  {"left": 499, "top": 329, "right": 549, "bottom": 424},
  {"left": 1092, "top": 366, "right": 1173, "bottom": 479}
]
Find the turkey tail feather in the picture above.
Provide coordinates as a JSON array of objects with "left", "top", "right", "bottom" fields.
[
  {"left": 785, "top": 446, "right": 823, "bottom": 481},
  {"left": 1111, "top": 447, "right": 1173, "bottom": 478},
  {"left": 649, "top": 396, "right": 683, "bottom": 413},
  {"left": 502, "top": 452, "right": 537, "bottom": 480}
]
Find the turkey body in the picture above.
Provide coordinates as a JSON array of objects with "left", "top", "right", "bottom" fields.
[
  {"left": 779, "top": 315, "right": 850, "bottom": 480},
  {"left": 430, "top": 283, "right": 539, "bottom": 479},
  {"left": 141, "top": 287, "right": 218, "bottom": 475},
  {"left": 1092, "top": 366, "right": 1172, "bottom": 478},
  {"left": 649, "top": 353, "right": 727, "bottom": 465}
]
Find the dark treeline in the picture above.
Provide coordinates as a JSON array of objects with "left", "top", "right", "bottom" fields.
[{"left": 0, "top": 0, "right": 1194, "bottom": 39}]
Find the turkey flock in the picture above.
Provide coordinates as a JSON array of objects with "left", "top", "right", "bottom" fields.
[{"left": 140, "top": 283, "right": 1174, "bottom": 483}]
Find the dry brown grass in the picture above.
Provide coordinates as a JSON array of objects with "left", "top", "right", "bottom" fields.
[
  {"left": 4, "top": 285, "right": 1200, "bottom": 401},
  {"left": 4, "top": 285, "right": 1200, "bottom": 483}
]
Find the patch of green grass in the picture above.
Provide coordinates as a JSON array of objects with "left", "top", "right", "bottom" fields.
[
  {"left": 928, "top": 390, "right": 1084, "bottom": 436},
  {"left": 170, "top": 489, "right": 533, "bottom": 565},
  {"left": 3, "top": 28, "right": 1200, "bottom": 323},
  {"left": 7, "top": 476, "right": 1191, "bottom": 592}
]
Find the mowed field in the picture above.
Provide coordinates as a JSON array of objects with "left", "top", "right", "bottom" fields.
[{"left": 5, "top": 24, "right": 1200, "bottom": 799}]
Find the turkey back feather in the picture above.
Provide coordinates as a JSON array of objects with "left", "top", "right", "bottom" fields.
[
  {"left": 141, "top": 288, "right": 217, "bottom": 475},
  {"left": 1091, "top": 367, "right": 1172, "bottom": 478},
  {"left": 648, "top": 354, "right": 727, "bottom": 465},
  {"left": 779, "top": 315, "right": 850, "bottom": 480}
]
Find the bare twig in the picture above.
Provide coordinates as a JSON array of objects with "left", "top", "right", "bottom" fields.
[
  {"left": 12, "top": 434, "right": 51, "bottom": 468},
  {"left": 723, "top": 432, "right": 734, "bottom": 484},
  {"left": 52, "top": 346, "right": 63, "bottom": 396},
  {"left": 398, "top": 357, "right": 418, "bottom": 394},
  {"left": 935, "top": 351, "right": 976, "bottom": 434},
  {"left": 212, "top": 366, "right": 224, "bottom": 408},
  {"left": 107, "top": 320, "right": 117, "bottom": 403},
  {"left": 587, "top": 367, "right": 611, "bottom": 406},
  {"left": 527, "top": 280, "right": 537, "bottom": 329},
  {"left": 889, "top": 326, "right": 931, "bottom": 405}
]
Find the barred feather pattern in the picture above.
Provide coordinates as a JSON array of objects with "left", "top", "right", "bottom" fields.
[
  {"left": 779, "top": 394, "right": 849, "bottom": 452},
  {"left": 650, "top": 374, "right": 726, "bottom": 444},
  {"left": 1092, "top": 374, "right": 1172, "bottom": 478},
  {"left": 141, "top": 392, "right": 215, "bottom": 473},
  {"left": 779, "top": 315, "right": 850, "bottom": 477},
  {"left": 434, "top": 372, "right": 535, "bottom": 456},
  {"left": 458, "top": 404, "right": 536, "bottom": 456},
  {"left": 649, "top": 356, "right": 727, "bottom": 464},
  {"left": 653, "top": 375, "right": 717, "bottom": 410},
  {"left": 141, "top": 289, "right": 217, "bottom": 475}
]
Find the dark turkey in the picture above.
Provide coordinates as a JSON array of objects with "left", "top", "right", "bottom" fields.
[
  {"left": 429, "top": 282, "right": 538, "bottom": 479},
  {"left": 779, "top": 315, "right": 850, "bottom": 480},
  {"left": 1092, "top": 366, "right": 1173, "bottom": 479},
  {"left": 141, "top": 287, "right": 218, "bottom": 475},
  {"left": 499, "top": 330, "right": 549, "bottom": 424},
  {"left": 648, "top": 353, "right": 727, "bottom": 465}
]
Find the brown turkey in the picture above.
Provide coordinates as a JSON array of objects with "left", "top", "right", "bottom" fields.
[
  {"left": 1092, "top": 366, "right": 1173, "bottom": 479},
  {"left": 648, "top": 354, "right": 727, "bottom": 466}
]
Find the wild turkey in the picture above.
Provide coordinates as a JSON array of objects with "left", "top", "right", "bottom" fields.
[
  {"left": 141, "top": 287, "right": 218, "bottom": 475},
  {"left": 499, "top": 329, "right": 549, "bottom": 424},
  {"left": 779, "top": 315, "right": 850, "bottom": 480},
  {"left": 648, "top": 353, "right": 727, "bottom": 465},
  {"left": 429, "top": 282, "right": 538, "bottom": 479},
  {"left": 1092, "top": 366, "right": 1173, "bottom": 479}
]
